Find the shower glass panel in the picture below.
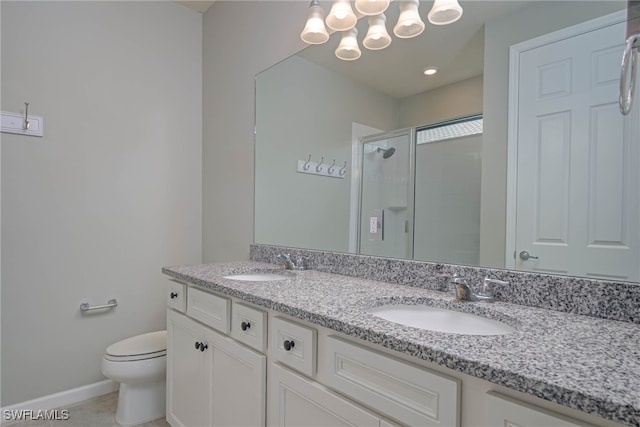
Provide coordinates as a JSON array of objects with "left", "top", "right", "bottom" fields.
[
  {"left": 413, "top": 118, "right": 483, "bottom": 264},
  {"left": 359, "top": 130, "right": 414, "bottom": 259}
]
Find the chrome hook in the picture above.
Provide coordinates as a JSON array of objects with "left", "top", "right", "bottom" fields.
[
  {"left": 339, "top": 161, "right": 347, "bottom": 176},
  {"left": 303, "top": 155, "right": 311, "bottom": 171},
  {"left": 327, "top": 159, "right": 336, "bottom": 174},
  {"left": 316, "top": 157, "right": 324, "bottom": 172},
  {"left": 24, "top": 102, "right": 30, "bottom": 130}
]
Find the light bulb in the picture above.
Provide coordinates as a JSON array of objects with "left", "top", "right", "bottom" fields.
[
  {"left": 355, "top": 0, "right": 390, "bottom": 16},
  {"left": 364, "top": 14, "right": 391, "bottom": 50},
  {"left": 326, "top": 0, "right": 357, "bottom": 32},
  {"left": 335, "top": 28, "right": 361, "bottom": 61},
  {"left": 428, "top": 0, "right": 463, "bottom": 25},
  {"left": 300, "top": 0, "right": 330, "bottom": 44},
  {"left": 393, "top": 0, "right": 424, "bottom": 39}
]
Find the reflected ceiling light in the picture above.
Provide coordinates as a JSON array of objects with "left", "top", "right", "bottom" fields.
[
  {"left": 423, "top": 67, "right": 438, "bottom": 75},
  {"left": 300, "top": 0, "right": 464, "bottom": 60},
  {"left": 335, "top": 28, "right": 362, "bottom": 61},
  {"left": 428, "top": 0, "right": 463, "bottom": 25},
  {"left": 300, "top": 0, "right": 330, "bottom": 44},
  {"left": 326, "top": 0, "right": 357, "bottom": 31},
  {"left": 393, "top": 0, "right": 425, "bottom": 39},
  {"left": 363, "top": 13, "right": 392, "bottom": 50},
  {"left": 355, "top": 0, "right": 391, "bottom": 16}
]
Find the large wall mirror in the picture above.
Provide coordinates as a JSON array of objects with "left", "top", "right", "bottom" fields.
[{"left": 255, "top": 0, "right": 640, "bottom": 283}]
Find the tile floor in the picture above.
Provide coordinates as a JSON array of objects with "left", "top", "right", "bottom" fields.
[{"left": 1, "top": 392, "right": 170, "bottom": 427}]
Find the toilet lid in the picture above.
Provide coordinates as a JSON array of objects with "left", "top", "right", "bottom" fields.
[{"left": 106, "top": 330, "right": 166, "bottom": 358}]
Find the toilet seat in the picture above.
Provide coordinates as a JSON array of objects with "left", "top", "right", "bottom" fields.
[{"left": 105, "top": 331, "right": 166, "bottom": 362}]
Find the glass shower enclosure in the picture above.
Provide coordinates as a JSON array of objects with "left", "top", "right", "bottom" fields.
[{"left": 357, "top": 116, "right": 483, "bottom": 263}]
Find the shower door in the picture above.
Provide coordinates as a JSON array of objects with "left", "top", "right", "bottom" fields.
[{"left": 358, "top": 129, "right": 414, "bottom": 259}]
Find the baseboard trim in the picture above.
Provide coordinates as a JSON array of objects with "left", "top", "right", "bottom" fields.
[{"left": 1, "top": 379, "right": 118, "bottom": 413}]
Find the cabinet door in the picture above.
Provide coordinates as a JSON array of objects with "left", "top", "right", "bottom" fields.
[
  {"left": 269, "top": 363, "right": 383, "bottom": 427},
  {"left": 487, "top": 392, "right": 592, "bottom": 427},
  {"left": 208, "top": 328, "right": 266, "bottom": 426},
  {"left": 167, "top": 310, "right": 212, "bottom": 427}
]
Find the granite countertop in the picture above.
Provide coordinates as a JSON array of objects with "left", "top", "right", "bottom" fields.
[{"left": 162, "top": 261, "right": 640, "bottom": 427}]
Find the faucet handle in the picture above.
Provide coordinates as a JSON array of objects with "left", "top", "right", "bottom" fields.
[
  {"left": 482, "top": 277, "right": 508, "bottom": 293},
  {"left": 292, "top": 256, "right": 307, "bottom": 270},
  {"left": 450, "top": 274, "right": 468, "bottom": 285}
]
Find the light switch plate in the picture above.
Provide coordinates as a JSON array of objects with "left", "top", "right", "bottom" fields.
[{"left": 368, "top": 208, "right": 383, "bottom": 241}]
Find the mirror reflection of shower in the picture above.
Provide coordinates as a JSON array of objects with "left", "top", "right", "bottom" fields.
[
  {"left": 357, "top": 114, "right": 483, "bottom": 263},
  {"left": 376, "top": 146, "right": 396, "bottom": 159}
]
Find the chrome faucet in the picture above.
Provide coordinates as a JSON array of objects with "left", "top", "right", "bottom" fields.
[
  {"left": 277, "top": 253, "right": 307, "bottom": 270},
  {"left": 450, "top": 275, "right": 508, "bottom": 303}
]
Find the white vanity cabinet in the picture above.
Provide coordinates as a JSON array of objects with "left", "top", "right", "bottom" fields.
[
  {"left": 166, "top": 287, "right": 266, "bottom": 427},
  {"left": 166, "top": 282, "right": 617, "bottom": 427}
]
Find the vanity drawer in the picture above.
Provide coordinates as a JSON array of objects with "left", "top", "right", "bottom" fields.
[
  {"left": 231, "top": 302, "right": 267, "bottom": 352},
  {"left": 270, "top": 317, "right": 317, "bottom": 377},
  {"left": 166, "top": 280, "right": 186, "bottom": 313},
  {"left": 186, "top": 287, "right": 230, "bottom": 334},
  {"left": 319, "top": 336, "right": 460, "bottom": 427}
]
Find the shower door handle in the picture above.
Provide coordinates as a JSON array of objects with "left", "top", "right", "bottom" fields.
[{"left": 620, "top": 33, "right": 640, "bottom": 115}]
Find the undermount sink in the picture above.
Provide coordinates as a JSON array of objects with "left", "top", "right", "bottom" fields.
[
  {"left": 369, "top": 304, "right": 515, "bottom": 336},
  {"left": 223, "top": 270, "right": 292, "bottom": 282}
]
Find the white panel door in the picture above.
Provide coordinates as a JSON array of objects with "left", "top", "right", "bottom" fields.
[
  {"left": 167, "top": 310, "right": 212, "bottom": 427},
  {"left": 514, "top": 18, "right": 640, "bottom": 281},
  {"left": 209, "top": 328, "right": 266, "bottom": 427}
]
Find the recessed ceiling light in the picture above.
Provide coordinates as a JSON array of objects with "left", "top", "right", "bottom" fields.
[{"left": 423, "top": 67, "right": 438, "bottom": 76}]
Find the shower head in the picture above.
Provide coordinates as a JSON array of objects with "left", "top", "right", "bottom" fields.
[{"left": 376, "top": 146, "right": 396, "bottom": 159}]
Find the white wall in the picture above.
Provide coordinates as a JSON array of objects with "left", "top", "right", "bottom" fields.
[
  {"left": 398, "top": 75, "right": 483, "bottom": 128},
  {"left": 203, "top": 1, "right": 309, "bottom": 263},
  {"left": 1, "top": 1, "right": 202, "bottom": 406},
  {"left": 255, "top": 55, "right": 399, "bottom": 252}
]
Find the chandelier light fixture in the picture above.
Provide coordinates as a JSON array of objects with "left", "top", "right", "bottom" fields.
[{"left": 300, "top": 0, "right": 464, "bottom": 60}]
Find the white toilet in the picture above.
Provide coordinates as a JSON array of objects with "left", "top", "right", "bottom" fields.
[{"left": 101, "top": 330, "right": 167, "bottom": 426}]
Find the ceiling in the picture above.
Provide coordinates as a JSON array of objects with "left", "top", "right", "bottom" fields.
[{"left": 175, "top": 0, "right": 215, "bottom": 13}]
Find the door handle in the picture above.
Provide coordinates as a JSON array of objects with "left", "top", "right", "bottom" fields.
[{"left": 519, "top": 251, "right": 539, "bottom": 261}]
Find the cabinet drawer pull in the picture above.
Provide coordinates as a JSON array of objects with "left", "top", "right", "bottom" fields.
[
  {"left": 170, "top": 292, "right": 178, "bottom": 299},
  {"left": 283, "top": 340, "right": 295, "bottom": 351},
  {"left": 195, "top": 341, "right": 201, "bottom": 350},
  {"left": 241, "top": 321, "right": 251, "bottom": 331}
]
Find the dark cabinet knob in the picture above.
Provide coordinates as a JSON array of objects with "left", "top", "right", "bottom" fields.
[
  {"left": 170, "top": 292, "right": 178, "bottom": 299},
  {"left": 283, "top": 340, "right": 295, "bottom": 351},
  {"left": 241, "top": 321, "right": 251, "bottom": 331},
  {"left": 194, "top": 341, "right": 208, "bottom": 352}
]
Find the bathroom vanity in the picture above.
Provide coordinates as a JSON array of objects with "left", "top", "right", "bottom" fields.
[{"left": 162, "top": 256, "right": 639, "bottom": 427}]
